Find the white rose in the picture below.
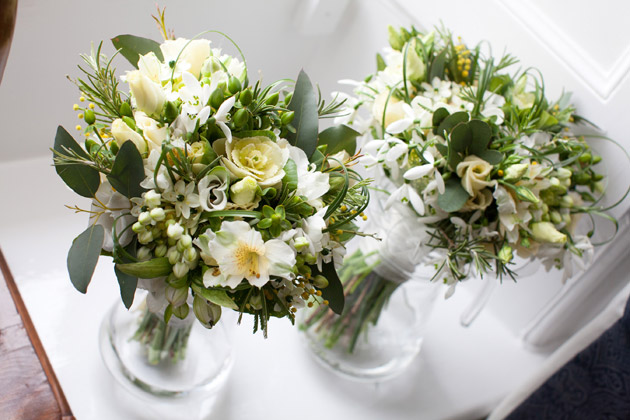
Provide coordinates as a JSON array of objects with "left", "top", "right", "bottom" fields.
[
  {"left": 160, "top": 38, "right": 210, "bottom": 78},
  {"left": 462, "top": 189, "right": 493, "bottom": 211},
  {"left": 111, "top": 119, "right": 147, "bottom": 154},
  {"left": 127, "top": 70, "right": 165, "bottom": 116},
  {"left": 134, "top": 112, "right": 167, "bottom": 150},
  {"left": 372, "top": 92, "right": 406, "bottom": 127},
  {"left": 213, "top": 136, "right": 289, "bottom": 188},
  {"left": 456, "top": 155, "right": 495, "bottom": 196}
]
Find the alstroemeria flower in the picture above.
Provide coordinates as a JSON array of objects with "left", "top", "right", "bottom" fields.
[{"left": 206, "top": 221, "right": 296, "bottom": 288}]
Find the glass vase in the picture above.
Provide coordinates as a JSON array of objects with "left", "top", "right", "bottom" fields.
[
  {"left": 99, "top": 296, "right": 233, "bottom": 418},
  {"left": 299, "top": 249, "right": 440, "bottom": 381}
]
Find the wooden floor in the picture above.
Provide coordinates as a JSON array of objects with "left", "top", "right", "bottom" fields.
[{"left": 0, "top": 248, "right": 74, "bottom": 420}]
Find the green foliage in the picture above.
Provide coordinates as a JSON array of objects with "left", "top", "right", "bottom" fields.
[
  {"left": 67, "top": 224, "right": 104, "bottom": 294},
  {"left": 106, "top": 141, "right": 145, "bottom": 199},
  {"left": 438, "top": 178, "right": 469, "bottom": 212},
  {"left": 313, "top": 261, "right": 345, "bottom": 315},
  {"left": 318, "top": 124, "right": 359, "bottom": 155},
  {"left": 114, "top": 266, "right": 138, "bottom": 309},
  {"left": 111, "top": 34, "right": 164, "bottom": 68},
  {"left": 287, "top": 70, "right": 319, "bottom": 158},
  {"left": 53, "top": 126, "right": 101, "bottom": 198},
  {"left": 116, "top": 257, "right": 172, "bottom": 278}
]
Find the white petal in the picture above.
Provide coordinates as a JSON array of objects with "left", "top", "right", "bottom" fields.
[
  {"left": 385, "top": 143, "right": 408, "bottom": 162},
  {"left": 197, "top": 106, "right": 211, "bottom": 125},
  {"left": 216, "top": 95, "right": 236, "bottom": 121},
  {"left": 407, "top": 187, "right": 425, "bottom": 216},
  {"left": 218, "top": 121, "right": 232, "bottom": 143},
  {"left": 387, "top": 118, "right": 412, "bottom": 134},
  {"left": 435, "top": 171, "right": 445, "bottom": 194},
  {"left": 404, "top": 164, "right": 433, "bottom": 180}
]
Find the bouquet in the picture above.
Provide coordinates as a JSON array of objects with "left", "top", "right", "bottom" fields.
[
  {"left": 302, "top": 25, "right": 620, "bottom": 354},
  {"left": 52, "top": 12, "right": 369, "bottom": 363}
]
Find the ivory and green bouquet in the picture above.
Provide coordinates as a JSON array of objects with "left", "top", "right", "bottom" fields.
[
  {"left": 52, "top": 13, "right": 368, "bottom": 362},
  {"left": 303, "top": 25, "right": 619, "bottom": 353}
]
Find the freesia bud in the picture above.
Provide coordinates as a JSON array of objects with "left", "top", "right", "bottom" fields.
[
  {"left": 503, "top": 163, "right": 529, "bottom": 182},
  {"left": 111, "top": 118, "right": 147, "bottom": 154},
  {"left": 230, "top": 176, "right": 258, "bottom": 206},
  {"left": 127, "top": 70, "right": 165, "bottom": 116},
  {"left": 531, "top": 221, "right": 567, "bottom": 244}
]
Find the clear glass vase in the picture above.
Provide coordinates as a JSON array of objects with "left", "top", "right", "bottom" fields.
[
  {"left": 99, "top": 296, "right": 233, "bottom": 418},
  {"left": 299, "top": 249, "right": 440, "bottom": 381}
]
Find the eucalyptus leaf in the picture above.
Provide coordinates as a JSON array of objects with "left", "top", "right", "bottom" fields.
[
  {"left": 67, "top": 224, "right": 105, "bottom": 294},
  {"left": 116, "top": 257, "right": 172, "bottom": 279},
  {"left": 318, "top": 124, "right": 359, "bottom": 156},
  {"left": 435, "top": 143, "right": 449, "bottom": 159},
  {"left": 469, "top": 120, "right": 492, "bottom": 155},
  {"left": 449, "top": 123, "right": 472, "bottom": 153},
  {"left": 106, "top": 141, "right": 145, "bottom": 199},
  {"left": 114, "top": 265, "right": 138, "bottom": 309},
  {"left": 192, "top": 284, "right": 239, "bottom": 310},
  {"left": 111, "top": 34, "right": 163, "bottom": 69},
  {"left": 437, "top": 111, "right": 469, "bottom": 139},
  {"left": 478, "top": 149, "right": 503, "bottom": 165},
  {"left": 53, "top": 126, "right": 100, "bottom": 198},
  {"left": 282, "top": 159, "right": 298, "bottom": 192},
  {"left": 287, "top": 70, "right": 319, "bottom": 158},
  {"left": 432, "top": 107, "right": 450, "bottom": 131},
  {"left": 313, "top": 261, "right": 345, "bottom": 315},
  {"left": 437, "top": 178, "right": 470, "bottom": 212}
]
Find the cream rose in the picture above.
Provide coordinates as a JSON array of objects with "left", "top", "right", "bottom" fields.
[
  {"left": 213, "top": 136, "right": 289, "bottom": 188},
  {"left": 127, "top": 70, "right": 165, "bottom": 116},
  {"left": 160, "top": 38, "right": 210, "bottom": 78},
  {"left": 462, "top": 189, "right": 493, "bottom": 211},
  {"left": 134, "top": 112, "right": 167, "bottom": 151},
  {"left": 456, "top": 155, "right": 495, "bottom": 196},
  {"left": 111, "top": 119, "right": 147, "bottom": 154},
  {"left": 372, "top": 92, "right": 406, "bottom": 127}
]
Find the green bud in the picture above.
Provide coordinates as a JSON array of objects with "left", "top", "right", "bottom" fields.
[
  {"left": 232, "top": 108, "right": 249, "bottom": 128},
  {"left": 592, "top": 155, "right": 602, "bottom": 164},
  {"left": 257, "top": 218, "right": 272, "bottom": 229},
  {"left": 109, "top": 140, "right": 119, "bottom": 155},
  {"left": 550, "top": 210, "right": 563, "bottom": 225},
  {"left": 239, "top": 88, "right": 253, "bottom": 106},
  {"left": 122, "top": 116, "right": 137, "bottom": 131},
  {"left": 210, "top": 88, "right": 224, "bottom": 109},
  {"left": 298, "top": 264, "right": 312, "bottom": 277},
  {"left": 172, "top": 304, "right": 189, "bottom": 320},
  {"left": 164, "top": 101, "right": 179, "bottom": 122},
  {"left": 573, "top": 172, "right": 590, "bottom": 185},
  {"left": 193, "top": 295, "right": 221, "bottom": 328},
  {"left": 265, "top": 92, "right": 279, "bottom": 106},
  {"left": 283, "top": 92, "right": 293, "bottom": 106},
  {"left": 280, "top": 111, "right": 295, "bottom": 126},
  {"left": 578, "top": 152, "right": 591, "bottom": 164},
  {"left": 119, "top": 101, "right": 133, "bottom": 118},
  {"left": 84, "top": 109, "right": 96, "bottom": 125},
  {"left": 498, "top": 245, "right": 513, "bottom": 265},
  {"left": 560, "top": 195, "right": 574, "bottom": 208},
  {"left": 531, "top": 221, "right": 567, "bottom": 244},
  {"left": 514, "top": 185, "right": 540, "bottom": 204},
  {"left": 165, "top": 285, "right": 188, "bottom": 307},
  {"left": 503, "top": 163, "right": 529, "bottom": 182},
  {"left": 154, "top": 244, "right": 168, "bottom": 258},
  {"left": 166, "top": 272, "right": 188, "bottom": 288},
  {"left": 85, "top": 139, "right": 98, "bottom": 154},
  {"left": 313, "top": 275, "right": 329, "bottom": 289},
  {"left": 228, "top": 76, "right": 241, "bottom": 94},
  {"left": 387, "top": 25, "right": 404, "bottom": 50},
  {"left": 593, "top": 173, "right": 604, "bottom": 182}
]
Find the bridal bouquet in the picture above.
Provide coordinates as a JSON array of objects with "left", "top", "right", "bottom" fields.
[
  {"left": 303, "top": 25, "right": 618, "bottom": 354},
  {"left": 52, "top": 13, "right": 368, "bottom": 362}
]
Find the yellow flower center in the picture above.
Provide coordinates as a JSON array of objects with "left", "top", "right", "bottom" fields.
[{"left": 235, "top": 242, "right": 263, "bottom": 278}]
